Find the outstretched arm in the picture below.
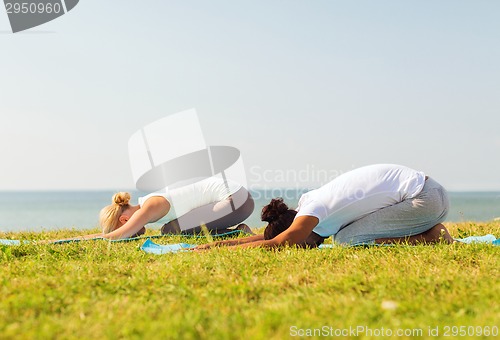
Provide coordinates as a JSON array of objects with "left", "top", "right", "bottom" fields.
[
  {"left": 59, "top": 232, "right": 104, "bottom": 241},
  {"left": 195, "top": 234, "right": 264, "bottom": 249},
  {"left": 237, "top": 216, "right": 319, "bottom": 249},
  {"left": 38, "top": 197, "right": 169, "bottom": 243},
  {"left": 38, "top": 232, "right": 105, "bottom": 244}
]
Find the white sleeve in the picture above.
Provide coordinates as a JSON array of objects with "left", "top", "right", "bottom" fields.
[{"left": 294, "top": 198, "right": 328, "bottom": 223}]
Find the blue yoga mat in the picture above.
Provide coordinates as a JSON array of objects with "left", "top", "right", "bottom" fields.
[
  {"left": 454, "top": 234, "right": 497, "bottom": 244},
  {"left": 0, "top": 239, "right": 27, "bottom": 246},
  {"left": 317, "top": 235, "right": 499, "bottom": 248},
  {"left": 139, "top": 240, "right": 337, "bottom": 254},
  {"left": 3, "top": 233, "right": 497, "bottom": 251},
  {"left": 140, "top": 235, "right": 499, "bottom": 255},
  {"left": 0, "top": 230, "right": 246, "bottom": 246},
  {"left": 140, "top": 239, "right": 196, "bottom": 254}
]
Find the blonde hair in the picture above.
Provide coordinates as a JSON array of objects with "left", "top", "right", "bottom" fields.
[{"left": 99, "top": 192, "right": 131, "bottom": 233}]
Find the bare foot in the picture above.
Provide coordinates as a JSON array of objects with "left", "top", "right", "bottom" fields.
[
  {"left": 422, "top": 223, "right": 455, "bottom": 244},
  {"left": 376, "top": 223, "right": 454, "bottom": 245}
]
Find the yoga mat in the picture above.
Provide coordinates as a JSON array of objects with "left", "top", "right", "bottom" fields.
[
  {"left": 140, "top": 239, "right": 196, "bottom": 254},
  {"left": 0, "top": 229, "right": 246, "bottom": 246},
  {"left": 0, "top": 239, "right": 26, "bottom": 246},
  {"left": 139, "top": 234, "right": 499, "bottom": 255},
  {"left": 454, "top": 234, "right": 497, "bottom": 244},
  {"left": 317, "top": 235, "right": 499, "bottom": 248}
]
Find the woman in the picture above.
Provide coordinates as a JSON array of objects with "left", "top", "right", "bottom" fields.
[
  {"left": 197, "top": 164, "right": 454, "bottom": 249},
  {"left": 78, "top": 177, "right": 254, "bottom": 241}
]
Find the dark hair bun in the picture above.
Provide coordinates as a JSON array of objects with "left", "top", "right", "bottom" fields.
[{"left": 261, "top": 198, "right": 289, "bottom": 223}]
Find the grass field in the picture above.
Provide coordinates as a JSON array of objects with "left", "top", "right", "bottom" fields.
[{"left": 1, "top": 222, "right": 499, "bottom": 339}]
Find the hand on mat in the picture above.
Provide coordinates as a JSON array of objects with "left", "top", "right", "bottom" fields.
[
  {"left": 194, "top": 241, "right": 230, "bottom": 250},
  {"left": 194, "top": 240, "right": 233, "bottom": 250},
  {"left": 194, "top": 244, "right": 213, "bottom": 250},
  {"left": 33, "top": 239, "right": 52, "bottom": 245}
]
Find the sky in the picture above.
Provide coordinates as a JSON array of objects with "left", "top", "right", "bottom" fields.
[{"left": 1, "top": 0, "right": 499, "bottom": 191}]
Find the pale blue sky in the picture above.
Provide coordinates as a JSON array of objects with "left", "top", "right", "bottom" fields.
[{"left": 1, "top": 1, "right": 499, "bottom": 191}]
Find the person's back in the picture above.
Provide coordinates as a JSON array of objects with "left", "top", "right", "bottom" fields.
[
  {"left": 296, "top": 164, "right": 426, "bottom": 236},
  {"left": 140, "top": 176, "right": 242, "bottom": 222}
]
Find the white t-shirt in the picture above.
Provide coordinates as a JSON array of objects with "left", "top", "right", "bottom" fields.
[
  {"left": 295, "top": 164, "right": 426, "bottom": 237},
  {"left": 138, "top": 176, "right": 242, "bottom": 224}
]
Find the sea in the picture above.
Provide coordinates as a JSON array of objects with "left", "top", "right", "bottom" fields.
[{"left": 0, "top": 190, "right": 499, "bottom": 232}]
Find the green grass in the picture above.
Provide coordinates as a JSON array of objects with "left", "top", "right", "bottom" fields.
[{"left": 1, "top": 222, "right": 499, "bottom": 339}]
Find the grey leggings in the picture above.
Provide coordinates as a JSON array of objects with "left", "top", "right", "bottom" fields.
[
  {"left": 161, "top": 187, "right": 254, "bottom": 234},
  {"left": 334, "top": 177, "right": 449, "bottom": 245}
]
